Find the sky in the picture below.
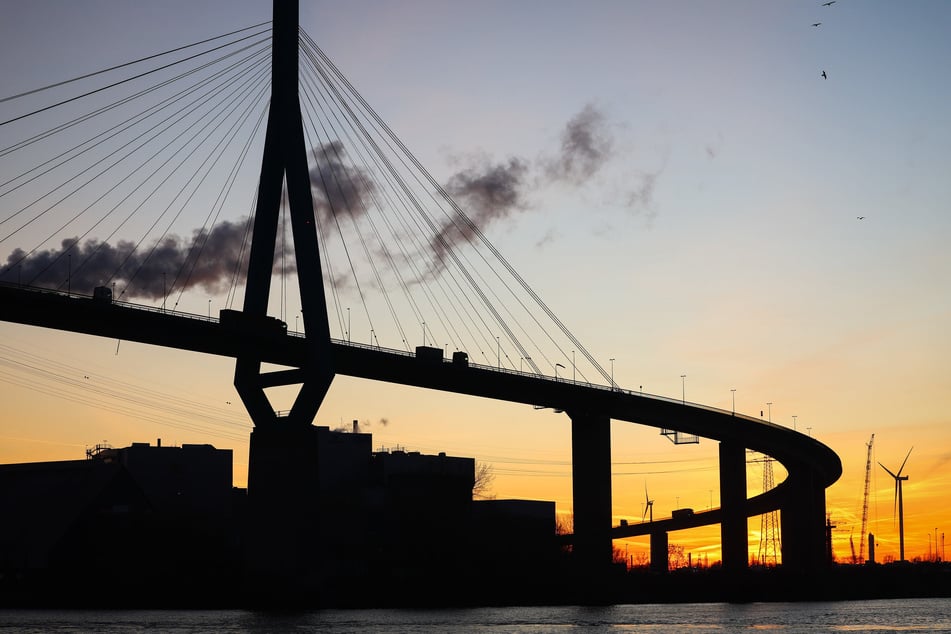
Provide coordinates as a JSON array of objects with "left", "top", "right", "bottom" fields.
[{"left": 1, "top": 0, "right": 950, "bottom": 566}]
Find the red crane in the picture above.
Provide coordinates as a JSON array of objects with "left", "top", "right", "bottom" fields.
[{"left": 859, "top": 434, "right": 874, "bottom": 564}]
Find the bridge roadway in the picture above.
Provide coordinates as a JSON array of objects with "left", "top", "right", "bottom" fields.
[{"left": 0, "top": 283, "right": 842, "bottom": 572}]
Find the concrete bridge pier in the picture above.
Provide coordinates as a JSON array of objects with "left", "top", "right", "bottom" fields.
[
  {"left": 569, "top": 411, "right": 613, "bottom": 572},
  {"left": 244, "top": 421, "right": 323, "bottom": 603},
  {"left": 780, "top": 468, "right": 829, "bottom": 573},
  {"left": 650, "top": 530, "right": 669, "bottom": 573},
  {"left": 719, "top": 441, "right": 748, "bottom": 572}
]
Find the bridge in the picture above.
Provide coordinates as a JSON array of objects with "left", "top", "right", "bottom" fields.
[{"left": 0, "top": 1, "right": 841, "bottom": 589}]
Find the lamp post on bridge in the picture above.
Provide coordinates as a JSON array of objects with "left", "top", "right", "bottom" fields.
[
  {"left": 766, "top": 402, "right": 772, "bottom": 423},
  {"left": 555, "top": 362, "right": 565, "bottom": 381},
  {"left": 681, "top": 374, "right": 686, "bottom": 405},
  {"left": 731, "top": 388, "right": 736, "bottom": 415},
  {"left": 610, "top": 358, "right": 615, "bottom": 390}
]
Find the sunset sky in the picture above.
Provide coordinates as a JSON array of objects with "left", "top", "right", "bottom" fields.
[{"left": 1, "top": 1, "right": 949, "bottom": 565}]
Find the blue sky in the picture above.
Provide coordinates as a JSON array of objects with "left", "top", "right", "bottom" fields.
[{"left": 1, "top": 1, "right": 949, "bottom": 561}]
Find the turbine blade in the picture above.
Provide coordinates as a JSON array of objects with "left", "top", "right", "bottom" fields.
[
  {"left": 893, "top": 480, "right": 899, "bottom": 523},
  {"left": 897, "top": 447, "right": 913, "bottom": 476},
  {"left": 879, "top": 462, "right": 898, "bottom": 479}
]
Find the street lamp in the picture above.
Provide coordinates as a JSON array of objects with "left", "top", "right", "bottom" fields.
[
  {"left": 347, "top": 307, "right": 351, "bottom": 343},
  {"left": 680, "top": 375, "right": 686, "bottom": 405},
  {"left": 792, "top": 415, "right": 797, "bottom": 431},
  {"left": 497, "top": 336, "right": 500, "bottom": 369},
  {"left": 208, "top": 298, "right": 211, "bottom": 318},
  {"left": 610, "top": 358, "right": 615, "bottom": 390},
  {"left": 572, "top": 350, "right": 576, "bottom": 382},
  {"left": 766, "top": 402, "right": 772, "bottom": 423},
  {"left": 731, "top": 388, "right": 736, "bottom": 415},
  {"left": 555, "top": 362, "right": 565, "bottom": 381}
]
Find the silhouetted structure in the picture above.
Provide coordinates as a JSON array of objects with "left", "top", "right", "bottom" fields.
[
  {"left": 0, "top": 0, "right": 844, "bottom": 594},
  {"left": 0, "top": 442, "right": 243, "bottom": 606},
  {"left": 0, "top": 429, "right": 565, "bottom": 607}
]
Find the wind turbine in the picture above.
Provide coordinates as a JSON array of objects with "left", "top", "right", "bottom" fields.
[
  {"left": 879, "top": 447, "right": 913, "bottom": 562},
  {"left": 642, "top": 483, "right": 654, "bottom": 523}
]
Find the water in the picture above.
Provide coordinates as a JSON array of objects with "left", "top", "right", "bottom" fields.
[{"left": 2, "top": 599, "right": 950, "bottom": 633}]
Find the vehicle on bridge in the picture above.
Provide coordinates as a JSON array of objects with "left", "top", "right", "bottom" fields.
[
  {"left": 93, "top": 286, "right": 113, "bottom": 303},
  {"left": 415, "top": 345, "right": 443, "bottom": 363},
  {"left": 219, "top": 309, "right": 287, "bottom": 337}
]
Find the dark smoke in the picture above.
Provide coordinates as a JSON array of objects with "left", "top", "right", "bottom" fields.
[
  {"left": 543, "top": 104, "right": 613, "bottom": 185},
  {"left": 431, "top": 156, "right": 530, "bottom": 265},
  {"left": 1, "top": 219, "right": 252, "bottom": 300},
  {"left": 310, "top": 141, "right": 376, "bottom": 224},
  {"left": 430, "top": 104, "right": 617, "bottom": 264}
]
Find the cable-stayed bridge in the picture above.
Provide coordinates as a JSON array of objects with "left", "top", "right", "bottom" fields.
[{"left": 0, "top": 2, "right": 840, "bottom": 585}]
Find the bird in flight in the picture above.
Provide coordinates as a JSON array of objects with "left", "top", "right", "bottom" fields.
[
  {"left": 857, "top": 216, "right": 865, "bottom": 220},
  {"left": 821, "top": 70, "right": 828, "bottom": 79},
  {"left": 812, "top": 22, "right": 822, "bottom": 27},
  {"left": 822, "top": 1, "right": 836, "bottom": 6}
]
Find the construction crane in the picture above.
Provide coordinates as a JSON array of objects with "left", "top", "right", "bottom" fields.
[{"left": 858, "top": 433, "right": 874, "bottom": 564}]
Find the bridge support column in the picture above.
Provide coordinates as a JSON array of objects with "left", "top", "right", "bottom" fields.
[
  {"left": 569, "top": 412, "right": 613, "bottom": 572},
  {"left": 780, "top": 470, "right": 829, "bottom": 573},
  {"left": 245, "top": 424, "right": 323, "bottom": 604},
  {"left": 719, "top": 441, "right": 747, "bottom": 572},
  {"left": 650, "top": 530, "right": 669, "bottom": 573}
]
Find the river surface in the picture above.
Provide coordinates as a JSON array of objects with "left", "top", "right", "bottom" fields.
[{"left": 2, "top": 598, "right": 950, "bottom": 632}]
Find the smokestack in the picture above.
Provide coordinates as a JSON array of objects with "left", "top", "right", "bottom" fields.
[{"left": 352, "top": 419, "right": 358, "bottom": 434}]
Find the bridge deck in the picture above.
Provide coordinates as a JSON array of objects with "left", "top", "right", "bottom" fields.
[{"left": 0, "top": 283, "right": 842, "bottom": 538}]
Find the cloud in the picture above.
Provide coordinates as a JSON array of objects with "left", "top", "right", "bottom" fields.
[{"left": 1, "top": 219, "right": 253, "bottom": 300}]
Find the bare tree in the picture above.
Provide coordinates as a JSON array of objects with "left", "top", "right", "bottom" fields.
[
  {"left": 668, "top": 543, "right": 687, "bottom": 570},
  {"left": 472, "top": 461, "right": 496, "bottom": 500}
]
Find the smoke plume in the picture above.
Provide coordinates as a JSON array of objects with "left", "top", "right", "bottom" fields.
[
  {"left": 543, "top": 103, "right": 613, "bottom": 185},
  {"left": 310, "top": 141, "right": 376, "bottom": 224},
  {"left": 1, "top": 219, "right": 251, "bottom": 300},
  {"left": 431, "top": 156, "right": 530, "bottom": 265},
  {"left": 430, "top": 104, "right": 619, "bottom": 263}
]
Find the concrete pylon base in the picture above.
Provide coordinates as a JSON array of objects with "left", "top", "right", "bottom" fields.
[{"left": 244, "top": 425, "right": 322, "bottom": 604}]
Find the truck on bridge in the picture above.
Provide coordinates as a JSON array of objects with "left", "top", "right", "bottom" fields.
[{"left": 219, "top": 309, "right": 287, "bottom": 337}]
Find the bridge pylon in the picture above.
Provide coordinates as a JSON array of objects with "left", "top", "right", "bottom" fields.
[
  {"left": 239, "top": 0, "right": 335, "bottom": 603},
  {"left": 234, "top": 1, "right": 335, "bottom": 428}
]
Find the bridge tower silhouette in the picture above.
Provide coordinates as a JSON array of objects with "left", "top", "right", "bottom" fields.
[
  {"left": 235, "top": 1, "right": 344, "bottom": 596},
  {"left": 236, "top": 2, "right": 616, "bottom": 589}
]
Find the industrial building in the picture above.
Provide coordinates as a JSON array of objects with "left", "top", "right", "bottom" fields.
[{"left": 0, "top": 427, "right": 560, "bottom": 607}]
